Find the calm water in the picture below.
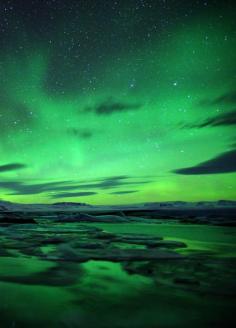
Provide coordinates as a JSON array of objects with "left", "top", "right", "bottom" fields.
[{"left": 0, "top": 222, "right": 235, "bottom": 327}]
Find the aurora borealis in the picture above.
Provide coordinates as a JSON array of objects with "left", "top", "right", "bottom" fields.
[{"left": 0, "top": 0, "right": 236, "bottom": 204}]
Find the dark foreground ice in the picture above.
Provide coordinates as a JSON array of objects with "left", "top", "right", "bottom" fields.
[{"left": 0, "top": 208, "right": 236, "bottom": 327}]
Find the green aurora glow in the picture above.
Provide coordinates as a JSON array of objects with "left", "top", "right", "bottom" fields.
[{"left": 0, "top": 1, "right": 235, "bottom": 204}]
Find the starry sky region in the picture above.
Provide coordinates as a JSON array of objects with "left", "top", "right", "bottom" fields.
[{"left": 0, "top": 0, "right": 236, "bottom": 204}]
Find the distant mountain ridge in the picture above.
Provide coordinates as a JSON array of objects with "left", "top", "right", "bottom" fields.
[
  {"left": 53, "top": 202, "right": 91, "bottom": 207},
  {"left": 0, "top": 200, "right": 236, "bottom": 212}
]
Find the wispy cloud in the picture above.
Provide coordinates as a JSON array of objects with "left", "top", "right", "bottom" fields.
[
  {"left": 199, "top": 90, "right": 236, "bottom": 107},
  {"left": 184, "top": 110, "right": 236, "bottom": 129},
  {"left": 52, "top": 191, "right": 97, "bottom": 198},
  {"left": 84, "top": 98, "right": 142, "bottom": 115},
  {"left": 67, "top": 128, "right": 94, "bottom": 139},
  {"left": 110, "top": 190, "right": 139, "bottom": 194}
]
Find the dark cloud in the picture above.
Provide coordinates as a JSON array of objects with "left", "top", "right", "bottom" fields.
[
  {"left": 77, "top": 177, "right": 150, "bottom": 190},
  {"left": 0, "top": 163, "right": 27, "bottom": 173},
  {"left": 182, "top": 91, "right": 236, "bottom": 129},
  {"left": 173, "top": 149, "right": 236, "bottom": 175},
  {"left": 0, "top": 180, "right": 74, "bottom": 195},
  {"left": 51, "top": 176, "right": 133, "bottom": 191},
  {"left": 84, "top": 98, "right": 142, "bottom": 115},
  {"left": 199, "top": 90, "right": 236, "bottom": 107},
  {"left": 0, "top": 181, "right": 22, "bottom": 189},
  {"left": 52, "top": 191, "right": 97, "bottom": 199},
  {"left": 68, "top": 128, "right": 94, "bottom": 139},
  {"left": 0, "top": 176, "right": 151, "bottom": 196},
  {"left": 110, "top": 190, "right": 139, "bottom": 194},
  {"left": 184, "top": 110, "right": 236, "bottom": 129},
  {"left": 93, "top": 175, "right": 130, "bottom": 182}
]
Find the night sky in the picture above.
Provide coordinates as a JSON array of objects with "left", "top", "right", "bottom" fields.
[{"left": 0, "top": 0, "right": 236, "bottom": 204}]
